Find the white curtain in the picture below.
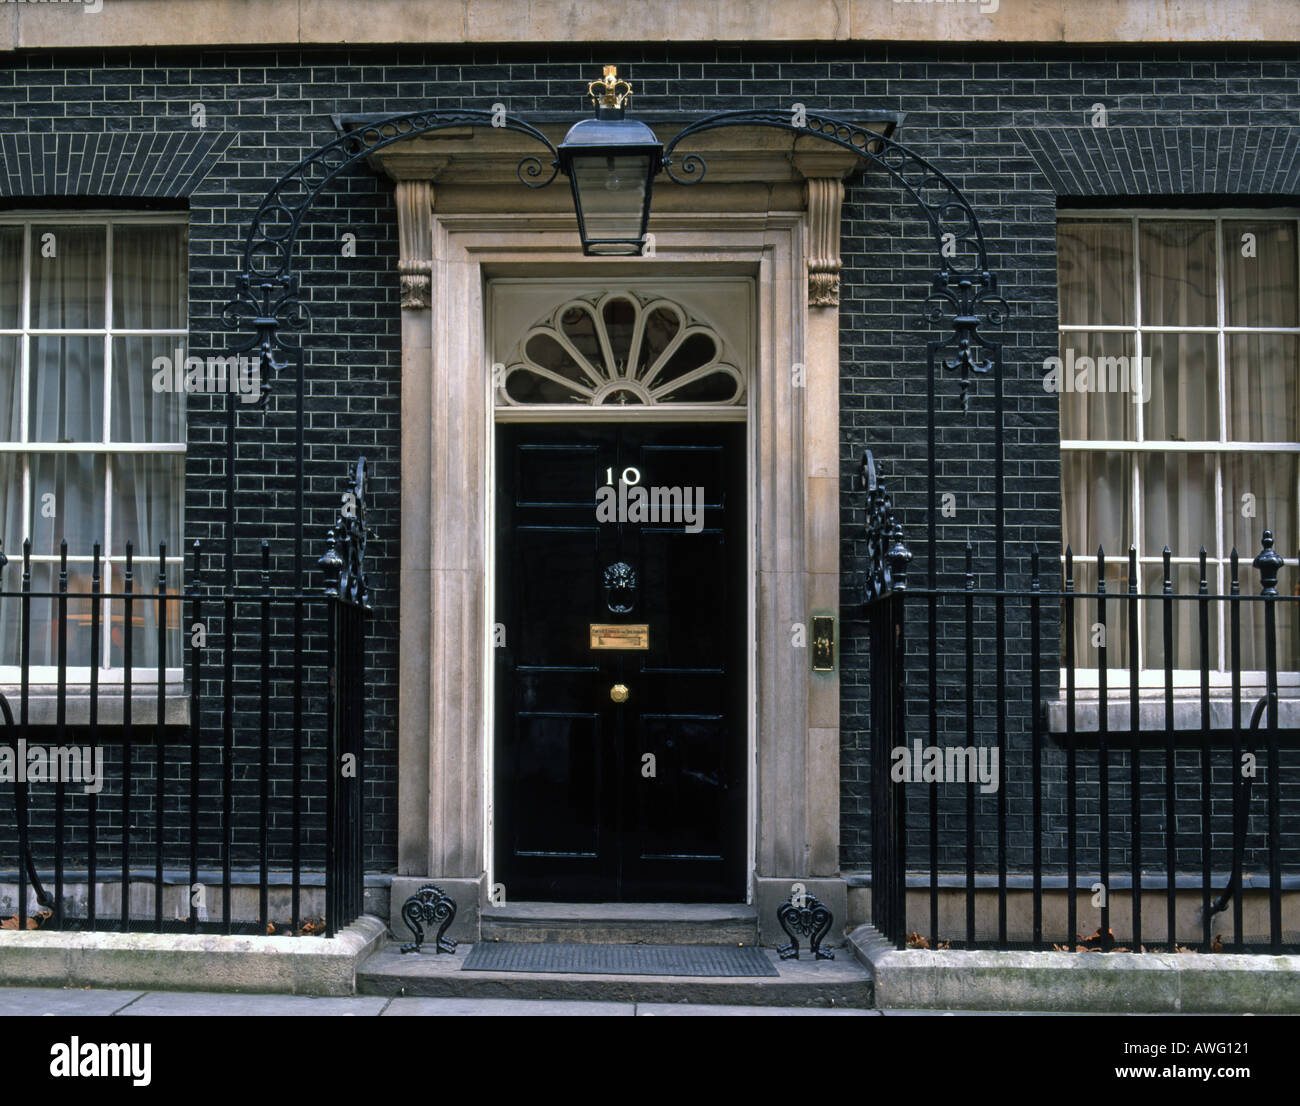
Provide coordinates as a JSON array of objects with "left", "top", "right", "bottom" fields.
[
  {"left": 109, "top": 225, "right": 186, "bottom": 668},
  {"left": 1059, "top": 218, "right": 1298, "bottom": 669},
  {"left": 0, "top": 223, "right": 185, "bottom": 668}
]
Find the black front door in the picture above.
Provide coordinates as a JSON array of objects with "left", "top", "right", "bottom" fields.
[{"left": 494, "top": 422, "right": 747, "bottom": 902}]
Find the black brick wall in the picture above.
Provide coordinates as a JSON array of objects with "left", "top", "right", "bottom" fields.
[{"left": 1, "top": 41, "right": 1297, "bottom": 881}]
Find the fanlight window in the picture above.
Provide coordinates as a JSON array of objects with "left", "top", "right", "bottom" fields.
[{"left": 497, "top": 291, "right": 745, "bottom": 408}]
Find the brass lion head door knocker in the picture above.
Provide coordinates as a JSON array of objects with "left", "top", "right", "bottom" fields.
[{"left": 603, "top": 561, "right": 638, "bottom": 614}]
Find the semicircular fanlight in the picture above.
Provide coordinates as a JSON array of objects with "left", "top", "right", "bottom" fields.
[{"left": 497, "top": 290, "right": 745, "bottom": 408}]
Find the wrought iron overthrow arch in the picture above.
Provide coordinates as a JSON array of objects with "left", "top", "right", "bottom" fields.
[
  {"left": 242, "top": 109, "right": 560, "bottom": 280},
  {"left": 662, "top": 108, "right": 1008, "bottom": 408},
  {"left": 221, "top": 109, "right": 561, "bottom": 395},
  {"left": 222, "top": 106, "right": 1006, "bottom": 404}
]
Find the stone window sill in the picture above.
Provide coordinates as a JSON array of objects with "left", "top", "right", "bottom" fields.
[
  {"left": 0, "top": 684, "right": 190, "bottom": 728},
  {"left": 1045, "top": 694, "right": 1299, "bottom": 735}
]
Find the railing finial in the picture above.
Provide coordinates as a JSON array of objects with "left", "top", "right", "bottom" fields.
[{"left": 1253, "top": 529, "right": 1284, "bottom": 597}]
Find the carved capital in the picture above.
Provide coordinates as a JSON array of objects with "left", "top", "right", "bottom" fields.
[
  {"left": 395, "top": 179, "right": 434, "bottom": 310},
  {"left": 805, "top": 177, "right": 843, "bottom": 308},
  {"left": 398, "top": 259, "right": 433, "bottom": 309}
]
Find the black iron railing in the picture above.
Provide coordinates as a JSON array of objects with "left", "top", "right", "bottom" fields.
[
  {"left": 0, "top": 460, "right": 370, "bottom": 939},
  {"left": 863, "top": 453, "right": 1299, "bottom": 954}
]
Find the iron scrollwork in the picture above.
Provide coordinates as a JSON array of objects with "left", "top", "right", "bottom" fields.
[
  {"left": 398, "top": 884, "right": 458, "bottom": 954},
  {"left": 318, "top": 456, "right": 372, "bottom": 608},
  {"left": 225, "top": 102, "right": 1005, "bottom": 411},
  {"left": 923, "top": 269, "right": 1008, "bottom": 411},
  {"left": 219, "top": 271, "right": 310, "bottom": 408},
  {"left": 860, "top": 450, "right": 912, "bottom": 604},
  {"left": 777, "top": 889, "right": 835, "bottom": 961}
]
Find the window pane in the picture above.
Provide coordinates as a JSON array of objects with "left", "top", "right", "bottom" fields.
[
  {"left": 1233, "top": 586, "right": 1299, "bottom": 672},
  {"left": 0, "top": 563, "right": 100, "bottom": 668},
  {"left": 1223, "top": 220, "right": 1299, "bottom": 328},
  {"left": 0, "top": 453, "right": 22, "bottom": 553},
  {"left": 1138, "top": 452, "right": 1214, "bottom": 558},
  {"left": 111, "top": 453, "right": 182, "bottom": 559},
  {"left": 29, "top": 452, "right": 105, "bottom": 557},
  {"left": 0, "top": 227, "right": 22, "bottom": 329},
  {"left": 1222, "top": 453, "right": 1297, "bottom": 562},
  {"left": 1226, "top": 334, "right": 1298, "bottom": 443},
  {"left": 111, "top": 336, "right": 185, "bottom": 443},
  {"left": 107, "top": 562, "right": 183, "bottom": 670},
  {"left": 1139, "top": 220, "right": 1216, "bottom": 327},
  {"left": 1063, "top": 558, "right": 1133, "bottom": 670},
  {"left": 28, "top": 335, "right": 104, "bottom": 442},
  {"left": 600, "top": 297, "right": 636, "bottom": 371},
  {"left": 0, "top": 335, "right": 19, "bottom": 442},
  {"left": 1061, "top": 451, "right": 1132, "bottom": 555},
  {"left": 112, "top": 224, "right": 187, "bottom": 330},
  {"left": 31, "top": 224, "right": 106, "bottom": 329},
  {"left": 1058, "top": 220, "right": 1133, "bottom": 326},
  {"left": 1058, "top": 332, "right": 1137, "bottom": 440},
  {"left": 1143, "top": 333, "right": 1219, "bottom": 442},
  {"left": 1141, "top": 565, "right": 1222, "bottom": 671}
]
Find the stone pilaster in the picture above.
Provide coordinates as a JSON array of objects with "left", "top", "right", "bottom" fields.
[{"left": 395, "top": 178, "right": 433, "bottom": 875}]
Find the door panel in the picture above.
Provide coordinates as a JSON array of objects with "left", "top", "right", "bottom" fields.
[{"left": 494, "top": 422, "right": 746, "bottom": 902}]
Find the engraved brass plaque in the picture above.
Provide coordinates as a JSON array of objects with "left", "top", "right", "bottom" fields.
[{"left": 589, "top": 623, "right": 650, "bottom": 650}]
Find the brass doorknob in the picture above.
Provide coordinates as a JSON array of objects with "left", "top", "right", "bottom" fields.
[{"left": 610, "top": 683, "right": 629, "bottom": 704}]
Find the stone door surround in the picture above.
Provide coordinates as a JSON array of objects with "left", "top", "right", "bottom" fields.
[{"left": 368, "top": 120, "right": 866, "bottom": 928}]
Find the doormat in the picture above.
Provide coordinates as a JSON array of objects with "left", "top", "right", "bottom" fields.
[{"left": 461, "top": 941, "right": 778, "bottom": 977}]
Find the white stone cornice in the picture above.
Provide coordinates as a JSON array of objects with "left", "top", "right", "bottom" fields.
[{"left": 11, "top": 1, "right": 1296, "bottom": 50}]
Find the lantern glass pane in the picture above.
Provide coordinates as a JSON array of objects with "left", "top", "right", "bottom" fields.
[{"left": 572, "top": 153, "right": 651, "bottom": 252}]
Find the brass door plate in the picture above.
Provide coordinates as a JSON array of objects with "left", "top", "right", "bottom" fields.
[
  {"left": 811, "top": 615, "right": 835, "bottom": 671},
  {"left": 590, "top": 623, "right": 650, "bottom": 650}
]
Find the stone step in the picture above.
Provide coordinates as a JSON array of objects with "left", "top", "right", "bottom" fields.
[
  {"left": 479, "top": 901, "right": 760, "bottom": 946},
  {"left": 357, "top": 941, "right": 873, "bottom": 1008}
]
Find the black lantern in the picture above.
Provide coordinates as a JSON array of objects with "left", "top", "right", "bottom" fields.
[{"left": 557, "top": 67, "right": 662, "bottom": 256}]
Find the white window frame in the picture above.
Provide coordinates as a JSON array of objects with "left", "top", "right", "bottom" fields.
[
  {"left": 0, "top": 211, "right": 188, "bottom": 685},
  {"left": 1058, "top": 207, "right": 1300, "bottom": 692}
]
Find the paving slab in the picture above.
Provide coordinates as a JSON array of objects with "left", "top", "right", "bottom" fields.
[
  {"left": 384, "top": 997, "right": 634, "bottom": 1016},
  {"left": 637, "top": 1003, "right": 874, "bottom": 1016},
  {"left": 0, "top": 986, "right": 144, "bottom": 1016},
  {"left": 878, "top": 1009, "right": 1248, "bottom": 1016},
  {"left": 114, "top": 991, "right": 391, "bottom": 1016},
  {"left": 881, "top": 1008, "right": 1105, "bottom": 1016}
]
